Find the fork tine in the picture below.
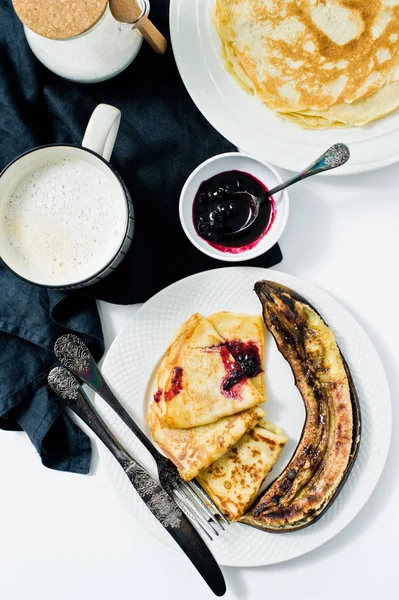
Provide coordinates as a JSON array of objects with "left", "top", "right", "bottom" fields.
[
  {"left": 172, "top": 492, "right": 213, "bottom": 541},
  {"left": 175, "top": 485, "right": 219, "bottom": 537},
  {"left": 176, "top": 486, "right": 220, "bottom": 537},
  {"left": 173, "top": 487, "right": 216, "bottom": 539},
  {"left": 179, "top": 480, "right": 225, "bottom": 531},
  {"left": 187, "top": 479, "right": 230, "bottom": 526}
]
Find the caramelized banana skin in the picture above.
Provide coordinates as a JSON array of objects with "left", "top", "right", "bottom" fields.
[{"left": 240, "top": 281, "right": 361, "bottom": 533}]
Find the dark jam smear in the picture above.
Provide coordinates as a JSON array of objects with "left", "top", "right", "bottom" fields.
[
  {"left": 218, "top": 345, "right": 245, "bottom": 394},
  {"left": 154, "top": 367, "right": 183, "bottom": 403},
  {"left": 214, "top": 341, "right": 261, "bottom": 393},
  {"left": 193, "top": 170, "right": 276, "bottom": 253},
  {"left": 153, "top": 389, "right": 162, "bottom": 403},
  {"left": 225, "top": 340, "right": 262, "bottom": 378}
]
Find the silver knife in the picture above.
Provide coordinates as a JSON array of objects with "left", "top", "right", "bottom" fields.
[{"left": 48, "top": 367, "right": 226, "bottom": 597}]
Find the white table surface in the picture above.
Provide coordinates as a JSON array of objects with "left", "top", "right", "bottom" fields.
[{"left": 1, "top": 163, "right": 398, "bottom": 600}]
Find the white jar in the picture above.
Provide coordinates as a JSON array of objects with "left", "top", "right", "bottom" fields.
[{"left": 22, "top": 3, "right": 146, "bottom": 84}]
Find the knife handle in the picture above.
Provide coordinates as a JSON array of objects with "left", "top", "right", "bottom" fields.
[
  {"left": 48, "top": 369, "right": 186, "bottom": 526},
  {"left": 64, "top": 384, "right": 135, "bottom": 472},
  {"left": 54, "top": 334, "right": 163, "bottom": 462},
  {"left": 65, "top": 385, "right": 197, "bottom": 541},
  {"left": 66, "top": 387, "right": 173, "bottom": 507}
]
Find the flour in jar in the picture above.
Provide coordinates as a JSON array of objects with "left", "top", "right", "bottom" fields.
[{"left": 3, "top": 157, "right": 127, "bottom": 285}]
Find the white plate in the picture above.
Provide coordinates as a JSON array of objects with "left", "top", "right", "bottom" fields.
[
  {"left": 169, "top": 0, "right": 399, "bottom": 175},
  {"left": 97, "top": 267, "right": 391, "bottom": 567}
]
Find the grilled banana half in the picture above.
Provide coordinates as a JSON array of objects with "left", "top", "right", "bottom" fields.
[{"left": 240, "top": 281, "right": 361, "bottom": 532}]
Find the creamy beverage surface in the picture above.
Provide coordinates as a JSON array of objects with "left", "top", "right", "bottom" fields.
[{"left": 3, "top": 158, "right": 126, "bottom": 285}]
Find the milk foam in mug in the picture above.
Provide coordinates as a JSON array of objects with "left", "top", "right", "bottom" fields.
[{"left": 0, "top": 104, "right": 134, "bottom": 288}]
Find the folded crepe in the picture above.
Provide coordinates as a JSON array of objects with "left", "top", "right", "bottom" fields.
[
  {"left": 151, "top": 313, "right": 265, "bottom": 429},
  {"left": 197, "top": 419, "right": 287, "bottom": 520},
  {"left": 148, "top": 405, "right": 265, "bottom": 481}
]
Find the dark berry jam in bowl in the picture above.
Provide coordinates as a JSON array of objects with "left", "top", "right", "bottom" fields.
[
  {"left": 179, "top": 153, "right": 289, "bottom": 262},
  {"left": 193, "top": 170, "right": 276, "bottom": 251}
]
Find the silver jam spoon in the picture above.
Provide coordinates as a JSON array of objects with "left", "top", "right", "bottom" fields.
[{"left": 222, "top": 143, "right": 350, "bottom": 239}]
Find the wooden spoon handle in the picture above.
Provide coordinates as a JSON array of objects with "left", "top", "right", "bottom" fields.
[{"left": 137, "top": 17, "right": 167, "bottom": 54}]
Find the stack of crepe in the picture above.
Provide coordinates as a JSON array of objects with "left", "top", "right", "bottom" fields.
[
  {"left": 215, "top": 0, "right": 399, "bottom": 128},
  {"left": 148, "top": 312, "right": 287, "bottom": 520}
]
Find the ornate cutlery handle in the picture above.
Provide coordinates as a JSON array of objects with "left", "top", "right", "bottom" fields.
[
  {"left": 48, "top": 366, "right": 183, "bottom": 523},
  {"left": 267, "top": 143, "right": 350, "bottom": 197},
  {"left": 48, "top": 366, "right": 135, "bottom": 471},
  {"left": 48, "top": 367, "right": 180, "bottom": 518},
  {"left": 54, "top": 334, "right": 162, "bottom": 462}
]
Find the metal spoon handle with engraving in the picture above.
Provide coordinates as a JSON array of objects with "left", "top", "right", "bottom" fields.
[
  {"left": 266, "top": 143, "right": 350, "bottom": 199},
  {"left": 54, "top": 334, "right": 161, "bottom": 462},
  {"left": 221, "top": 143, "right": 350, "bottom": 239},
  {"left": 48, "top": 367, "right": 226, "bottom": 597}
]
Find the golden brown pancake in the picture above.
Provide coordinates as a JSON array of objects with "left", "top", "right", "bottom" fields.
[
  {"left": 151, "top": 313, "right": 265, "bottom": 429},
  {"left": 216, "top": 0, "right": 399, "bottom": 127},
  {"left": 148, "top": 405, "right": 265, "bottom": 481},
  {"left": 197, "top": 419, "right": 287, "bottom": 520}
]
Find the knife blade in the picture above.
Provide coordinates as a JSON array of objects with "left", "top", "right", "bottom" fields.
[{"left": 48, "top": 367, "right": 226, "bottom": 597}]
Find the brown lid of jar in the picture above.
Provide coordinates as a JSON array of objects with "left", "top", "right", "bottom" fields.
[{"left": 12, "top": 0, "right": 108, "bottom": 40}]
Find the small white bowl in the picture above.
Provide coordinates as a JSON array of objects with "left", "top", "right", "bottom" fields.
[{"left": 179, "top": 152, "right": 289, "bottom": 262}]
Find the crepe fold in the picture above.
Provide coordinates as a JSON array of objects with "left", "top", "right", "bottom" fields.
[
  {"left": 197, "top": 420, "right": 288, "bottom": 520},
  {"left": 151, "top": 313, "right": 265, "bottom": 429},
  {"left": 148, "top": 405, "right": 266, "bottom": 481}
]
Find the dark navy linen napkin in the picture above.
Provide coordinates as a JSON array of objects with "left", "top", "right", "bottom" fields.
[
  {"left": 0, "top": 0, "right": 282, "bottom": 305},
  {"left": 0, "top": 267, "right": 104, "bottom": 473}
]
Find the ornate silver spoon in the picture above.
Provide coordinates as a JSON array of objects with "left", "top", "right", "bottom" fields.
[{"left": 221, "top": 143, "right": 350, "bottom": 239}]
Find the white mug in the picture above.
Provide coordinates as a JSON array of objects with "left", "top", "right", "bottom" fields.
[{"left": 0, "top": 104, "right": 134, "bottom": 289}]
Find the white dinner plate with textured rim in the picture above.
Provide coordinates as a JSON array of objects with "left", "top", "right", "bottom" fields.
[
  {"left": 169, "top": 0, "right": 399, "bottom": 175},
  {"left": 96, "top": 267, "right": 391, "bottom": 567}
]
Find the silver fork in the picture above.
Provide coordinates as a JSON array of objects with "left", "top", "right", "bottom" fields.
[{"left": 54, "top": 334, "right": 229, "bottom": 539}]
